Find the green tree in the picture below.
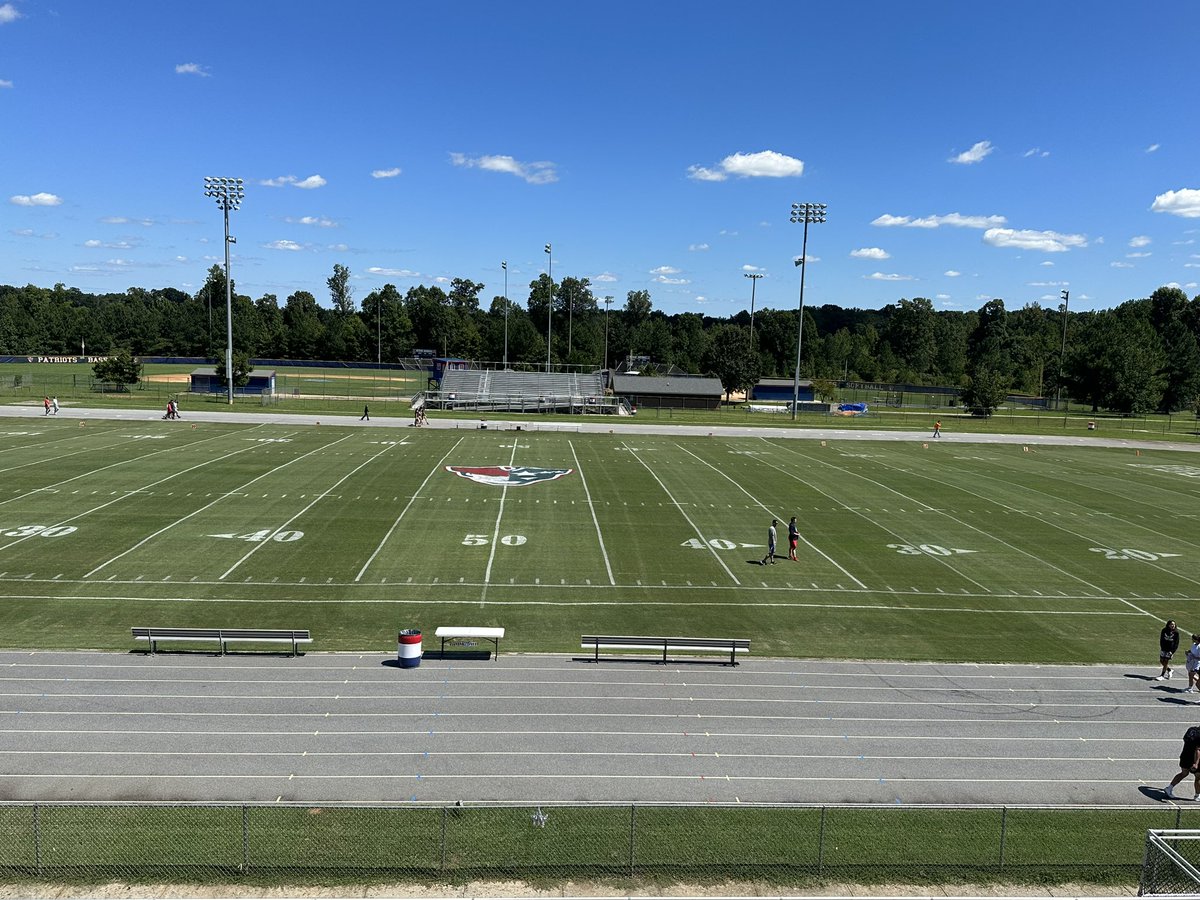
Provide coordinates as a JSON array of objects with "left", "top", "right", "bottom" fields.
[
  {"left": 327, "top": 264, "right": 355, "bottom": 315},
  {"left": 959, "top": 365, "right": 1008, "bottom": 416},
  {"left": 92, "top": 348, "right": 142, "bottom": 388},
  {"left": 215, "top": 351, "right": 254, "bottom": 388},
  {"left": 703, "top": 324, "right": 760, "bottom": 401}
]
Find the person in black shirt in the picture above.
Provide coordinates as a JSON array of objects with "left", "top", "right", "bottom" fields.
[
  {"left": 1164, "top": 726, "right": 1200, "bottom": 800},
  {"left": 1158, "top": 620, "right": 1180, "bottom": 681}
]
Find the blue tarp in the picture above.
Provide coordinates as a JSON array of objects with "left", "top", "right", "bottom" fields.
[{"left": 837, "top": 402, "right": 868, "bottom": 413}]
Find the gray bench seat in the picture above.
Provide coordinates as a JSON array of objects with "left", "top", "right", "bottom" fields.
[
  {"left": 581, "top": 635, "right": 750, "bottom": 666},
  {"left": 131, "top": 627, "right": 311, "bottom": 656}
]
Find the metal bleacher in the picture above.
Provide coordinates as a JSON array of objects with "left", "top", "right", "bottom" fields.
[{"left": 434, "top": 369, "right": 613, "bottom": 413}]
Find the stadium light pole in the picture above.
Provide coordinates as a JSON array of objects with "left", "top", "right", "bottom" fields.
[
  {"left": 203, "top": 176, "right": 244, "bottom": 405},
  {"left": 501, "top": 261, "right": 509, "bottom": 369},
  {"left": 544, "top": 243, "right": 553, "bottom": 372},
  {"left": 789, "top": 202, "right": 826, "bottom": 421},
  {"left": 744, "top": 272, "right": 763, "bottom": 351},
  {"left": 1057, "top": 288, "right": 1070, "bottom": 412},
  {"left": 603, "top": 295, "right": 613, "bottom": 381}
]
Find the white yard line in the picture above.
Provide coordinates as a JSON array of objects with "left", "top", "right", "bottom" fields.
[
  {"left": 0, "top": 430, "right": 278, "bottom": 554},
  {"left": 620, "top": 440, "right": 740, "bottom": 585},
  {"left": 220, "top": 442, "right": 398, "bottom": 581},
  {"left": 354, "top": 436, "right": 465, "bottom": 582},
  {"left": 766, "top": 438, "right": 1115, "bottom": 597},
  {"left": 480, "top": 438, "right": 522, "bottom": 602},
  {"left": 85, "top": 432, "right": 346, "bottom": 578},
  {"left": 675, "top": 443, "right": 870, "bottom": 590},
  {"left": 568, "top": 439, "right": 615, "bottom": 586}
]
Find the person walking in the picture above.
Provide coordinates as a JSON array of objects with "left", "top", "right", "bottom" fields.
[
  {"left": 50, "top": 396, "right": 59, "bottom": 415},
  {"left": 933, "top": 420, "right": 942, "bottom": 438},
  {"left": 761, "top": 519, "right": 778, "bottom": 566},
  {"left": 787, "top": 516, "right": 799, "bottom": 561},
  {"left": 361, "top": 404, "right": 370, "bottom": 422},
  {"left": 42, "top": 396, "right": 50, "bottom": 416},
  {"left": 1158, "top": 620, "right": 1181, "bottom": 681},
  {"left": 1185, "top": 634, "right": 1200, "bottom": 694},
  {"left": 1164, "top": 725, "right": 1200, "bottom": 799}
]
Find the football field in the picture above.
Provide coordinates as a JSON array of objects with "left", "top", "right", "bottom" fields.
[{"left": 0, "top": 412, "right": 1198, "bottom": 662}]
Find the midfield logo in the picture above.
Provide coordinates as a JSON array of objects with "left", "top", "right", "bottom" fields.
[{"left": 445, "top": 465, "right": 573, "bottom": 487}]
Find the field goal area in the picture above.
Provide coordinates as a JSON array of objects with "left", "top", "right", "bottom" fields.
[{"left": 1140, "top": 830, "right": 1200, "bottom": 896}]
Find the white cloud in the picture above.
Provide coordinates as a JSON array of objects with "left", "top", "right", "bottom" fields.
[
  {"left": 1183, "top": 263, "right": 1200, "bottom": 269},
  {"left": 261, "top": 176, "right": 297, "bottom": 187},
  {"left": 261, "top": 174, "right": 325, "bottom": 189},
  {"left": 1129, "top": 235, "right": 1152, "bottom": 248},
  {"left": 1127, "top": 251, "right": 1152, "bottom": 259},
  {"left": 593, "top": 272, "right": 618, "bottom": 283},
  {"left": 327, "top": 243, "right": 349, "bottom": 252},
  {"left": 653, "top": 275, "right": 690, "bottom": 285},
  {"left": 294, "top": 175, "right": 326, "bottom": 190},
  {"left": 866, "top": 272, "right": 913, "bottom": 281},
  {"left": 286, "top": 215, "right": 337, "bottom": 228},
  {"left": 688, "top": 243, "right": 710, "bottom": 252},
  {"left": 100, "top": 215, "right": 154, "bottom": 226},
  {"left": 944, "top": 270, "right": 961, "bottom": 277},
  {"left": 982, "top": 228, "right": 1087, "bottom": 253},
  {"left": 449, "top": 152, "right": 557, "bottom": 184},
  {"left": 741, "top": 264, "right": 763, "bottom": 272},
  {"left": 1028, "top": 281, "right": 1069, "bottom": 287},
  {"left": 10, "top": 192, "right": 62, "bottom": 207},
  {"left": 650, "top": 265, "right": 680, "bottom": 275},
  {"left": 851, "top": 247, "right": 890, "bottom": 260},
  {"left": 1152, "top": 188, "right": 1200, "bottom": 218},
  {"left": 265, "top": 239, "right": 304, "bottom": 251},
  {"left": 1146, "top": 143, "right": 1161, "bottom": 153},
  {"left": 0, "top": 79, "right": 12, "bottom": 89},
  {"left": 936, "top": 294, "right": 951, "bottom": 300},
  {"left": 1023, "top": 148, "right": 1049, "bottom": 158},
  {"left": 0, "top": 3, "right": 21, "bottom": 24},
  {"left": 371, "top": 167, "right": 402, "bottom": 179},
  {"left": 687, "top": 149, "right": 804, "bottom": 181},
  {"left": 1040, "top": 261, "right": 1055, "bottom": 267},
  {"left": 872, "top": 212, "right": 1006, "bottom": 229},
  {"left": 83, "top": 239, "right": 133, "bottom": 249},
  {"left": 949, "top": 140, "right": 993, "bottom": 165},
  {"left": 367, "top": 266, "right": 419, "bottom": 278},
  {"left": 175, "top": 62, "right": 210, "bottom": 77},
  {"left": 1110, "top": 261, "right": 1134, "bottom": 268}
]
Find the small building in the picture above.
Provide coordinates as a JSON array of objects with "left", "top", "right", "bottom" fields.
[
  {"left": 751, "top": 378, "right": 814, "bottom": 403},
  {"left": 189, "top": 368, "right": 276, "bottom": 396},
  {"left": 611, "top": 374, "right": 723, "bottom": 410}
]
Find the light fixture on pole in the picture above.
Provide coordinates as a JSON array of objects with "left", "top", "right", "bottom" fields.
[
  {"left": 1057, "top": 288, "right": 1070, "bottom": 412},
  {"left": 788, "top": 202, "right": 826, "bottom": 421},
  {"left": 544, "top": 243, "right": 553, "bottom": 373},
  {"left": 501, "top": 261, "right": 509, "bottom": 369},
  {"left": 603, "top": 295, "right": 614, "bottom": 383},
  {"left": 203, "top": 176, "right": 244, "bottom": 405},
  {"left": 744, "top": 272, "right": 764, "bottom": 350}
]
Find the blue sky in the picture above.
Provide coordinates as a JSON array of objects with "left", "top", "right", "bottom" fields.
[{"left": 2, "top": 1, "right": 1199, "bottom": 316}]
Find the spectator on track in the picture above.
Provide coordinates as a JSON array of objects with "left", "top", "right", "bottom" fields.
[
  {"left": 42, "top": 396, "right": 50, "bottom": 416},
  {"left": 1158, "top": 620, "right": 1180, "bottom": 681},
  {"left": 50, "top": 396, "right": 59, "bottom": 415},
  {"left": 361, "top": 404, "right": 370, "bottom": 422},
  {"left": 787, "top": 516, "right": 799, "bottom": 561},
  {"left": 1164, "top": 725, "right": 1200, "bottom": 799},
  {"left": 933, "top": 420, "right": 942, "bottom": 438},
  {"left": 1186, "top": 635, "right": 1200, "bottom": 694}
]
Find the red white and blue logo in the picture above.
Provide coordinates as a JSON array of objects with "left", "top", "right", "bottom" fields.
[{"left": 445, "top": 465, "right": 573, "bottom": 487}]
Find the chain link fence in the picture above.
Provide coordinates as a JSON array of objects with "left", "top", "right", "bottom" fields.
[
  {"left": 0, "top": 803, "right": 1194, "bottom": 888},
  {"left": 1139, "top": 830, "right": 1200, "bottom": 896}
]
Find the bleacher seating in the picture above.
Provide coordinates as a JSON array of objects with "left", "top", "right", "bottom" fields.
[{"left": 436, "top": 370, "right": 607, "bottom": 413}]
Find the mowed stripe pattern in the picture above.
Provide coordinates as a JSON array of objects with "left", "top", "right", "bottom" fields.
[{"left": 0, "top": 417, "right": 1197, "bottom": 660}]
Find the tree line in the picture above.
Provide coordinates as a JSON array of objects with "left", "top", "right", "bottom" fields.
[{"left": 1, "top": 264, "right": 1198, "bottom": 415}]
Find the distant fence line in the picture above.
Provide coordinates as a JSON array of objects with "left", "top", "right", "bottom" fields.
[{"left": 0, "top": 802, "right": 1191, "bottom": 886}]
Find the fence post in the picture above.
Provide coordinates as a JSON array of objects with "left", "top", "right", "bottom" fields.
[
  {"left": 817, "top": 805, "right": 826, "bottom": 877},
  {"left": 242, "top": 804, "right": 249, "bottom": 873},
  {"left": 33, "top": 803, "right": 41, "bottom": 877},
  {"left": 998, "top": 806, "right": 1007, "bottom": 871},
  {"left": 629, "top": 804, "right": 636, "bottom": 877},
  {"left": 440, "top": 806, "right": 447, "bottom": 873},
  {"left": 1176, "top": 807, "right": 1183, "bottom": 829}
]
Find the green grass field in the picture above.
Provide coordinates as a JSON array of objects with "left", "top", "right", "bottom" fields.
[{"left": 1, "top": 414, "right": 1197, "bottom": 661}]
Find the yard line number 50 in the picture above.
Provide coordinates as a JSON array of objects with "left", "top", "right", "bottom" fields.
[{"left": 463, "top": 534, "right": 527, "bottom": 546}]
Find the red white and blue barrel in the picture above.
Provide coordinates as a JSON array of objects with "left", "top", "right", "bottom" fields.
[{"left": 397, "top": 629, "right": 423, "bottom": 668}]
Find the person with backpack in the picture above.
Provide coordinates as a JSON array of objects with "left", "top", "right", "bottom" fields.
[
  {"left": 1158, "top": 620, "right": 1181, "bottom": 681},
  {"left": 1164, "top": 725, "right": 1200, "bottom": 799}
]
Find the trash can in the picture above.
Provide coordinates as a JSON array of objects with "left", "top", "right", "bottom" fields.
[{"left": 397, "top": 629, "right": 423, "bottom": 668}]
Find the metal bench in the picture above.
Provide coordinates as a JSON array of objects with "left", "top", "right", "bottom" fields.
[
  {"left": 435, "top": 626, "right": 505, "bottom": 659},
  {"left": 581, "top": 635, "right": 750, "bottom": 666},
  {"left": 131, "top": 627, "right": 311, "bottom": 656}
]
